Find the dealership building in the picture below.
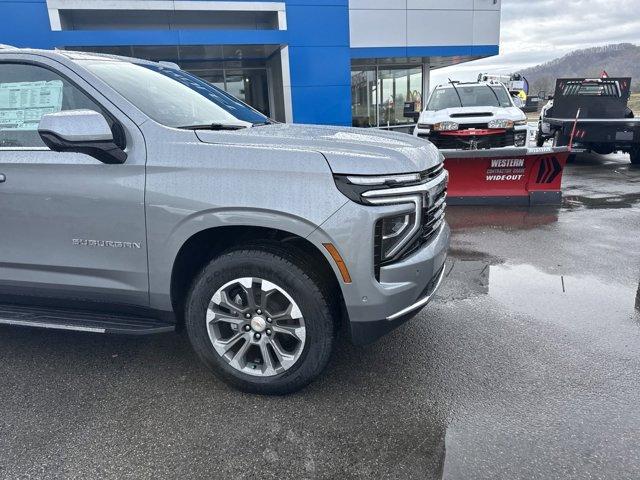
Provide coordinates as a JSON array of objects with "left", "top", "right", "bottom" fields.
[{"left": 1, "top": 0, "right": 501, "bottom": 127}]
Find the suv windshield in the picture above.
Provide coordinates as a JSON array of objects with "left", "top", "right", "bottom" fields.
[
  {"left": 81, "top": 60, "right": 269, "bottom": 128},
  {"left": 427, "top": 85, "right": 513, "bottom": 110}
]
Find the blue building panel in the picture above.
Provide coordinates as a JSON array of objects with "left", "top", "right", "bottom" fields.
[
  {"left": 291, "top": 85, "right": 353, "bottom": 125},
  {"left": 1, "top": 2, "right": 52, "bottom": 48},
  {"left": 286, "top": 5, "right": 350, "bottom": 47},
  {"left": 288, "top": 46, "right": 351, "bottom": 87}
]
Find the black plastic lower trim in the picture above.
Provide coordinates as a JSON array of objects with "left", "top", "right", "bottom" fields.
[{"left": 0, "top": 303, "right": 175, "bottom": 335}]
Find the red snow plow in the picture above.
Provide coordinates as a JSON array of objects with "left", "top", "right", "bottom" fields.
[{"left": 443, "top": 146, "right": 570, "bottom": 205}]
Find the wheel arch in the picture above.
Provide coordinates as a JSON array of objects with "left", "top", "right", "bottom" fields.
[{"left": 168, "top": 224, "right": 346, "bottom": 328}]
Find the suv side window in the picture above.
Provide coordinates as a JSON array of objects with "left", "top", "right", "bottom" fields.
[{"left": 0, "top": 63, "right": 105, "bottom": 149}]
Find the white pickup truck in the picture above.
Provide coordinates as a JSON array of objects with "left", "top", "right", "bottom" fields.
[{"left": 414, "top": 82, "right": 528, "bottom": 150}]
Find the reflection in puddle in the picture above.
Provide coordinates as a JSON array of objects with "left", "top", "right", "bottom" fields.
[
  {"left": 446, "top": 206, "right": 559, "bottom": 231},
  {"left": 488, "top": 264, "right": 639, "bottom": 330},
  {"left": 444, "top": 259, "right": 640, "bottom": 331}
]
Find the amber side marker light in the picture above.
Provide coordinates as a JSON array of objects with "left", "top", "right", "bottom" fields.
[{"left": 323, "top": 243, "right": 352, "bottom": 284}]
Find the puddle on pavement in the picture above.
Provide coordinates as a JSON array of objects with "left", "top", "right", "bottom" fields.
[
  {"left": 562, "top": 192, "right": 640, "bottom": 210},
  {"left": 443, "top": 260, "right": 640, "bottom": 332},
  {"left": 489, "top": 264, "right": 638, "bottom": 325},
  {"left": 447, "top": 206, "right": 559, "bottom": 231}
]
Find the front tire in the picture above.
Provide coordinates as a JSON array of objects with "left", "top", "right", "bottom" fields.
[{"left": 185, "top": 245, "right": 335, "bottom": 395}]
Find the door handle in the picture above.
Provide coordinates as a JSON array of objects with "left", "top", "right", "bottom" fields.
[{"left": 0, "top": 174, "right": 5, "bottom": 183}]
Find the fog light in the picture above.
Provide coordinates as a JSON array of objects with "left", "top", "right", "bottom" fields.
[{"left": 515, "top": 133, "right": 527, "bottom": 147}]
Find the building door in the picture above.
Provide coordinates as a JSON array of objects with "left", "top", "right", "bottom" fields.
[{"left": 219, "top": 69, "right": 271, "bottom": 117}]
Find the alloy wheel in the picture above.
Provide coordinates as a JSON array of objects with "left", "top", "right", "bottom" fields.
[{"left": 206, "top": 277, "right": 306, "bottom": 377}]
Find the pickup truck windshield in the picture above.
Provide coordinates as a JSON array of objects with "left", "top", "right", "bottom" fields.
[
  {"left": 81, "top": 60, "right": 269, "bottom": 128},
  {"left": 427, "top": 85, "right": 512, "bottom": 110}
]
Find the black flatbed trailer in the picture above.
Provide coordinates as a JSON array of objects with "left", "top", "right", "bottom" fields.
[{"left": 542, "top": 77, "right": 640, "bottom": 164}]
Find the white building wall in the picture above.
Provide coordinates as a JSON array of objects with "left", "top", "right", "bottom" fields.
[{"left": 349, "top": 0, "right": 501, "bottom": 49}]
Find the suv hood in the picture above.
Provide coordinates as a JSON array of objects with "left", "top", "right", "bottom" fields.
[
  {"left": 196, "top": 123, "right": 441, "bottom": 175},
  {"left": 419, "top": 105, "right": 526, "bottom": 124}
]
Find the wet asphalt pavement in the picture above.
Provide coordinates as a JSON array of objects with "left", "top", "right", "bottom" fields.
[{"left": 1, "top": 153, "right": 640, "bottom": 479}]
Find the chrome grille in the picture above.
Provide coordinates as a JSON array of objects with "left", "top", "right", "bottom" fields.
[{"left": 422, "top": 189, "right": 447, "bottom": 243}]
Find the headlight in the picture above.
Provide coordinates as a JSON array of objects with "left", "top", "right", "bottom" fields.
[
  {"left": 514, "top": 119, "right": 528, "bottom": 126},
  {"left": 488, "top": 119, "right": 514, "bottom": 129},
  {"left": 334, "top": 173, "right": 423, "bottom": 264},
  {"left": 433, "top": 121, "right": 459, "bottom": 131},
  {"left": 377, "top": 212, "right": 417, "bottom": 261},
  {"left": 333, "top": 173, "right": 421, "bottom": 204},
  {"left": 382, "top": 213, "right": 412, "bottom": 240},
  {"left": 335, "top": 168, "right": 448, "bottom": 274}
]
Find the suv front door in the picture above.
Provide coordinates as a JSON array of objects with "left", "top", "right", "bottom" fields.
[{"left": 0, "top": 57, "right": 148, "bottom": 307}]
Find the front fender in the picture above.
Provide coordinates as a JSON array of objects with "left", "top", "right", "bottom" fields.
[{"left": 148, "top": 206, "right": 349, "bottom": 311}]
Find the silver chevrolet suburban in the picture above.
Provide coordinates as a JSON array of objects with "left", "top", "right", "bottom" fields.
[{"left": 0, "top": 47, "right": 449, "bottom": 394}]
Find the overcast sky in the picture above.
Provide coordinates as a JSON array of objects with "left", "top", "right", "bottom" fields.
[{"left": 430, "top": 0, "right": 640, "bottom": 89}]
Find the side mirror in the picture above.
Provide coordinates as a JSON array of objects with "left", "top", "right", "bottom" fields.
[{"left": 38, "top": 110, "right": 126, "bottom": 164}]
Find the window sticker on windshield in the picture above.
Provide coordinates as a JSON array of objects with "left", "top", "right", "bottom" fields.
[{"left": 0, "top": 80, "right": 63, "bottom": 130}]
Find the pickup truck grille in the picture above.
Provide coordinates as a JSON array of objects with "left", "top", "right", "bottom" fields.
[{"left": 420, "top": 131, "right": 514, "bottom": 150}]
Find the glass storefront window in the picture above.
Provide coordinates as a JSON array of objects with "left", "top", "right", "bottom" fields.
[
  {"left": 351, "top": 68, "right": 377, "bottom": 128},
  {"left": 351, "top": 65, "right": 423, "bottom": 128},
  {"left": 378, "top": 66, "right": 423, "bottom": 127}
]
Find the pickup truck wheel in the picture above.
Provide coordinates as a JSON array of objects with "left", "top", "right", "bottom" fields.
[
  {"left": 553, "top": 130, "right": 568, "bottom": 148},
  {"left": 631, "top": 147, "right": 640, "bottom": 165},
  {"left": 536, "top": 122, "right": 545, "bottom": 147},
  {"left": 185, "top": 247, "right": 335, "bottom": 395}
]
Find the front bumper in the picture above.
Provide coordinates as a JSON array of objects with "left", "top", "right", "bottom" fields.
[
  {"left": 386, "top": 262, "right": 446, "bottom": 320},
  {"left": 348, "top": 222, "right": 449, "bottom": 345},
  {"left": 308, "top": 202, "right": 450, "bottom": 345},
  {"left": 415, "top": 125, "right": 528, "bottom": 150}
]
